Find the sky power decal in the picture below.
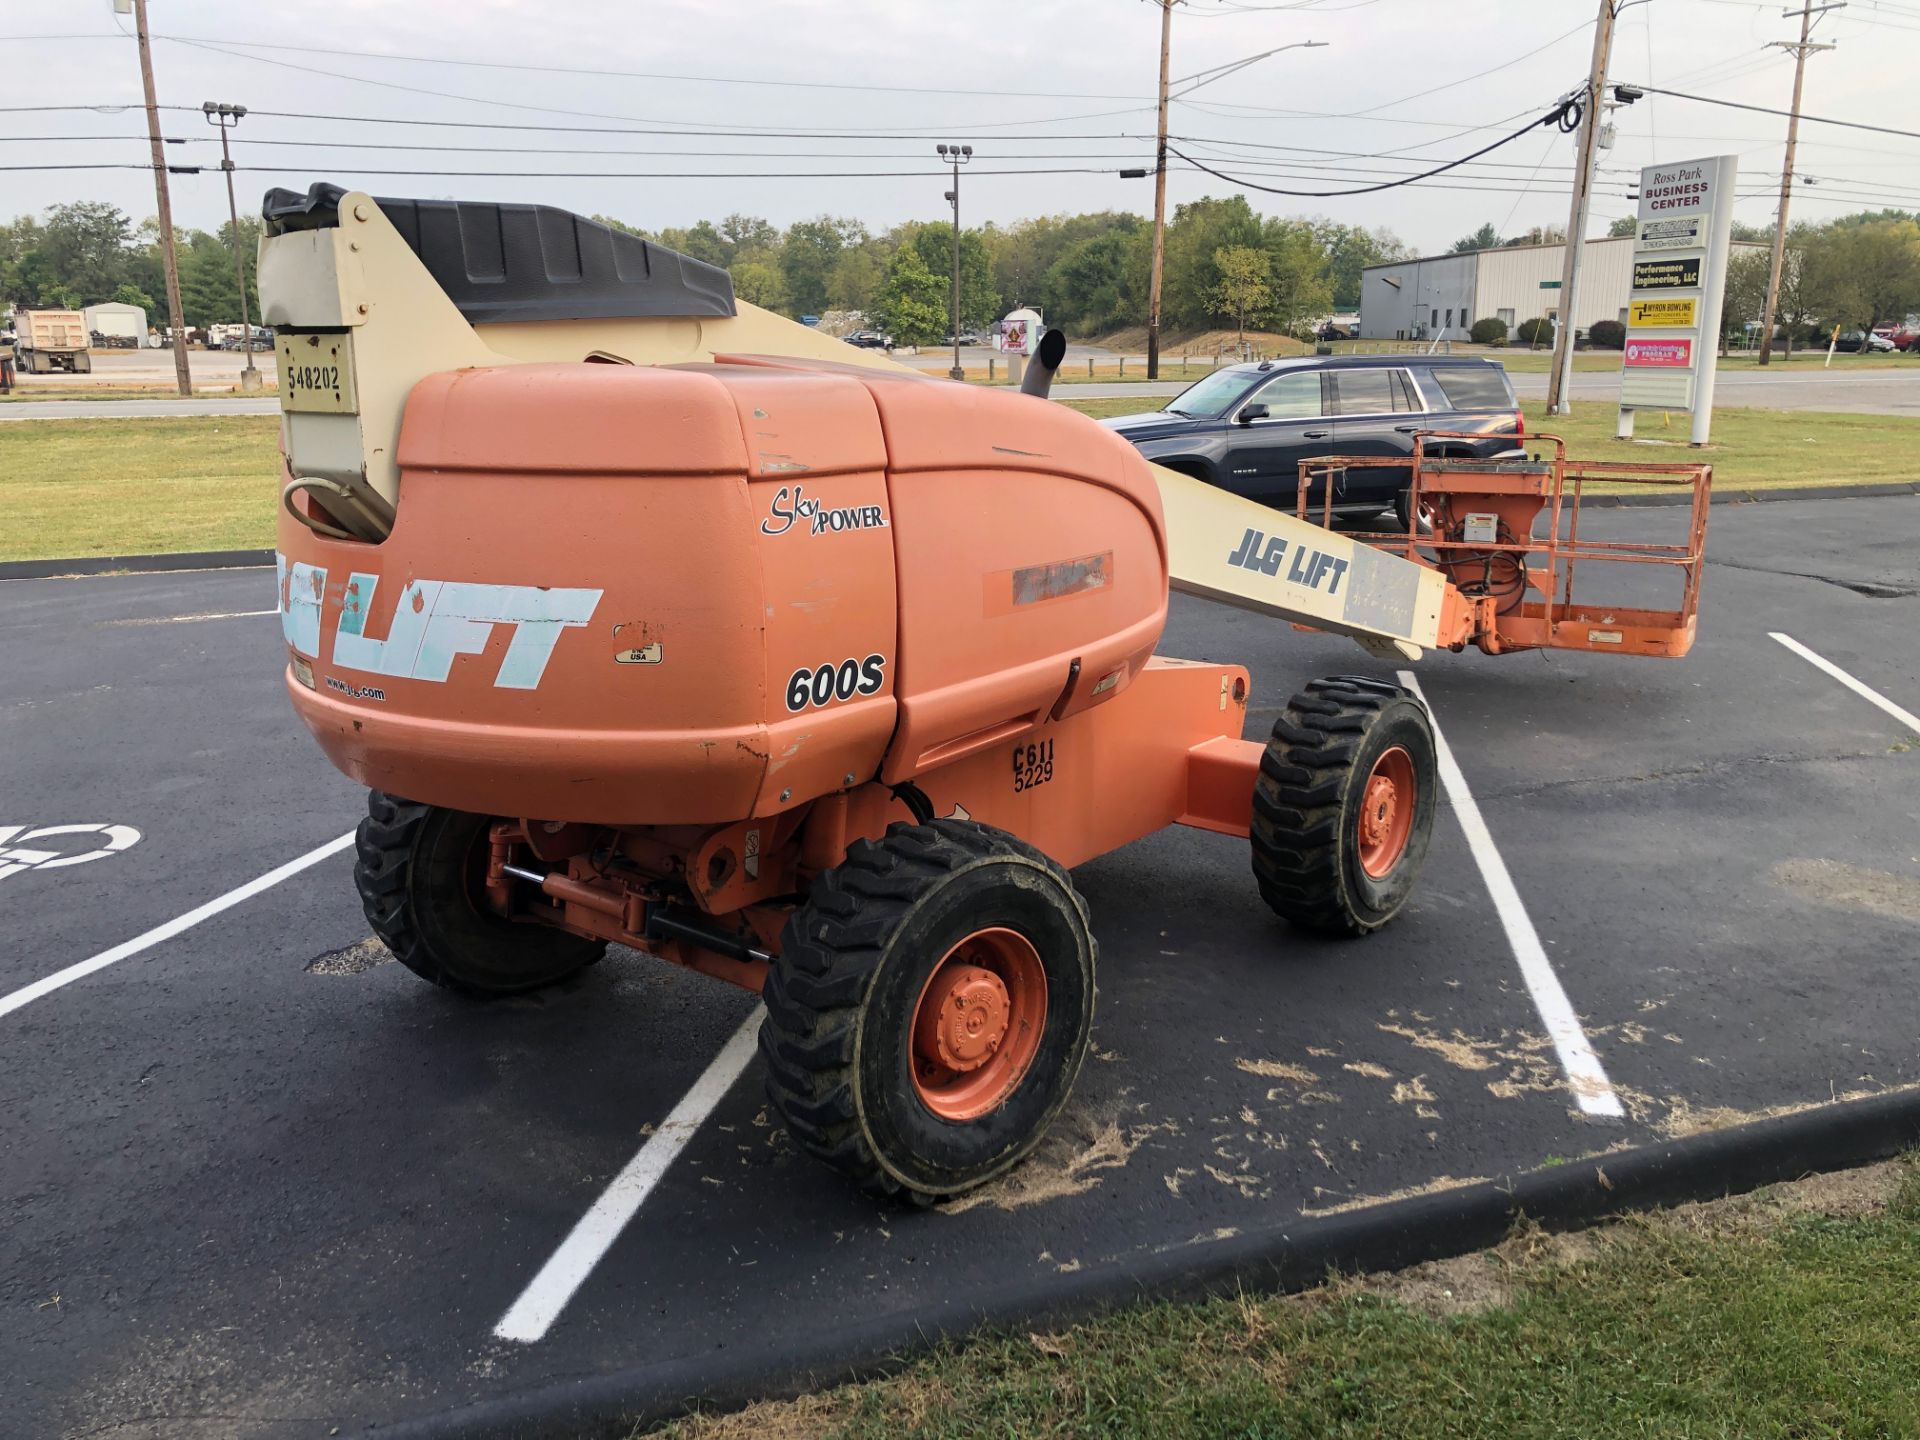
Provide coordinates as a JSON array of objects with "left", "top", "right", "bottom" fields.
[{"left": 276, "top": 555, "right": 601, "bottom": 691}]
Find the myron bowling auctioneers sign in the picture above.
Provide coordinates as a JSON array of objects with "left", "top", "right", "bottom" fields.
[{"left": 1619, "top": 155, "right": 1738, "bottom": 445}]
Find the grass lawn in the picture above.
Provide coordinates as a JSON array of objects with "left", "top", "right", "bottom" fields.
[
  {"left": 4, "top": 399, "right": 1913, "bottom": 563},
  {"left": 656, "top": 1159, "right": 1920, "bottom": 1440},
  {"left": 1059, "top": 396, "right": 1920, "bottom": 494},
  {"left": 0, "top": 415, "right": 281, "bottom": 562}
]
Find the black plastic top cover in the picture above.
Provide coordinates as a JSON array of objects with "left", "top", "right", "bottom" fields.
[{"left": 262, "top": 182, "right": 735, "bottom": 326}]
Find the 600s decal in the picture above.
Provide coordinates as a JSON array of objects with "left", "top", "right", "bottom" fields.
[{"left": 786, "top": 654, "right": 886, "bottom": 712}]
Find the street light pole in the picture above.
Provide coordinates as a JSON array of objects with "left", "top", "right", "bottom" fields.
[
  {"left": 937, "top": 143, "right": 972, "bottom": 382},
  {"left": 204, "top": 102, "right": 261, "bottom": 393}
]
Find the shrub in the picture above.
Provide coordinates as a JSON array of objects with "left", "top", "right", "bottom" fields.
[
  {"left": 1515, "top": 316, "right": 1555, "bottom": 346},
  {"left": 1469, "top": 316, "right": 1508, "bottom": 345},
  {"left": 1588, "top": 319, "right": 1626, "bottom": 349}
]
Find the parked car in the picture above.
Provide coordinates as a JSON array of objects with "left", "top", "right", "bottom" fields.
[
  {"left": 843, "top": 329, "right": 892, "bottom": 349},
  {"left": 1099, "top": 354, "right": 1525, "bottom": 527},
  {"left": 943, "top": 329, "right": 982, "bottom": 346},
  {"left": 1833, "top": 330, "right": 1896, "bottom": 353},
  {"left": 1893, "top": 325, "right": 1920, "bottom": 353}
]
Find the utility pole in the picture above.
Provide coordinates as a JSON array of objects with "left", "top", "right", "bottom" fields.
[
  {"left": 1146, "top": 0, "right": 1174, "bottom": 381},
  {"left": 1545, "top": 0, "right": 1617, "bottom": 417},
  {"left": 1756, "top": 0, "right": 1839, "bottom": 366},
  {"left": 937, "top": 143, "right": 972, "bottom": 382},
  {"left": 204, "top": 102, "right": 261, "bottom": 392},
  {"left": 131, "top": 0, "right": 191, "bottom": 397}
]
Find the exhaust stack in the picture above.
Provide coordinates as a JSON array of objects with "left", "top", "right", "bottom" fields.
[{"left": 1020, "top": 327, "right": 1069, "bottom": 400}]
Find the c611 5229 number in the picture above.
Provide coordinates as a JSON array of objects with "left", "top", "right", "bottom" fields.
[
  {"left": 1012, "top": 738, "right": 1055, "bottom": 792},
  {"left": 785, "top": 654, "right": 886, "bottom": 712}
]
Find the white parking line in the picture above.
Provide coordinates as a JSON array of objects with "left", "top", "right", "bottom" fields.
[
  {"left": 1398, "top": 672, "right": 1625, "bottom": 1119},
  {"left": 103, "top": 609, "right": 280, "bottom": 626},
  {"left": 493, "top": 1011, "right": 762, "bottom": 1344},
  {"left": 0, "top": 830, "right": 356, "bottom": 1021},
  {"left": 1771, "top": 633, "right": 1920, "bottom": 737}
]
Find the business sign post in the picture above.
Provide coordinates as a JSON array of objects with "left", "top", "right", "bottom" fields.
[{"left": 1618, "top": 154, "right": 1738, "bottom": 446}]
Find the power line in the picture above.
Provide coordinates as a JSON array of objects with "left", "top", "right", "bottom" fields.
[
  {"left": 1163, "top": 94, "right": 1584, "bottom": 197},
  {"left": 161, "top": 33, "right": 1157, "bottom": 136},
  {"left": 1624, "top": 83, "right": 1920, "bottom": 140},
  {"left": 142, "top": 32, "right": 1151, "bottom": 102}
]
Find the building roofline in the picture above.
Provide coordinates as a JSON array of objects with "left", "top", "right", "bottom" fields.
[{"left": 1363, "top": 235, "right": 1769, "bottom": 272}]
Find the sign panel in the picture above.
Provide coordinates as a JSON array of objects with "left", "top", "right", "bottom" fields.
[
  {"left": 1633, "top": 257, "right": 1701, "bottom": 291},
  {"left": 1624, "top": 337, "right": 1693, "bottom": 368},
  {"left": 1619, "top": 154, "right": 1738, "bottom": 444},
  {"left": 1621, "top": 369, "right": 1695, "bottom": 410},
  {"left": 1628, "top": 298, "right": 1699, "bottom": 329},
  {"left": 1637, "top": 217, "right": 1703, "bottom": 251},
  {"left": 1538, "top": 279, "right": 1562, "bottom": 290}
]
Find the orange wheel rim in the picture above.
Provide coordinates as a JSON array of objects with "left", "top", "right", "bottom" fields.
[
  {"left": 1357, "top": 746, "right": 1416, "bottom": 879},
  {"left": 909, "top": 927, "right": 1048, "bottom": 1122}
]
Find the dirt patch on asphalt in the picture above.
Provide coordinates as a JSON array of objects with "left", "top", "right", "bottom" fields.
[
  {"left": 1773, "top": 858, "right": 1920, "bottom": 926},
  {"left": 304, "top": 936, "right": 391, "bottom": 976},
  {"left": 943, "top": 1110, "right": 1172, "bottom": 1215}
]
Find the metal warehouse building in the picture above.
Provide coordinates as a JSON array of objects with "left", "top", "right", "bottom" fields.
[{"left": 1360, "top": 236, "right": 1766, "bottom": 341}]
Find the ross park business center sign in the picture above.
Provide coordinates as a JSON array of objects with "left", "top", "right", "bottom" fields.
[{"left": 1619, "top": 154, "right": 1738, "bottom": 445}]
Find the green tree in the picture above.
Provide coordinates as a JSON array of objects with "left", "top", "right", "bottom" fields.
[
  {"left": 720, "top": 214, "right": 779, "bottom": 256},
  {"left": 40, "top": 201, "right": 132, "bottom": 303},
  {"left": 904, "top": 222, "right": 998, "bottom": 329},
  {"left": 730, "top": 258, "right": 790, "bottom": 312},
  {"left": 1162, "top": 196, "right": 1263, "bottom": 329},
  {"left": 779, "top": 215, "right": 867, "bottom": 316},
  {"left": 1044, "top": 228, "right": 1147, "bottom": 334},
  {"left": 826, "top": 245, "right": 885, "bottom": 314},
  {"left": 1803, "top": 218, "right": 1920, "bottom": 337},
  {"left": 1314, "top": 222, "right": 1408, "bottom": 309},
  {"left": 1607, "top": 216, "right": 1639, "bottom": 238},
  {"left": 653, "top": 220, "right": 730, "bottom": 268},
  {"left": 1211, "top": 245, "right": 1270, "bottom": 342},
  {"left": 876, "top": 243, "right": 947, "bottom": 346},
  {"left": 1260, "top": 217, "right": 1335, "bottom": 337},
  {"left": 1451, "top": 222, "right": 1502, "bottom": 253}
]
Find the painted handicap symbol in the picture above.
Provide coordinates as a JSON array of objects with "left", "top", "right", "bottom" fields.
[{"left": 0, "top": 824, "right": 142, "bottom": 882}]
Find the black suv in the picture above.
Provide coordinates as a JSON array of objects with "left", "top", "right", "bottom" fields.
[{"left": 1101, "top": 354, "right": 1524, "bottom": 525}]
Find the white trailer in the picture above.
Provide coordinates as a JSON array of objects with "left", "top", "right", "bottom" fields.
[{"left": 15, "top": 309, "right": 91, "bottom": 373}]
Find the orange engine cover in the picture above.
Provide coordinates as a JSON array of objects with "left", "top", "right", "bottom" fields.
[{"left": 275, "top": 358, "right": 1167, "bottom": 825}]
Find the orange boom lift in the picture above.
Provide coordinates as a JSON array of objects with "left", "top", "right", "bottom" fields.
[{"left": 262, "top": 187, "right": 1708, "bottom": 1199}]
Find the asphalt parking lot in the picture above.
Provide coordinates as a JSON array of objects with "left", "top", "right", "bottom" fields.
[{"left": 3, "top": 493, "right": 1916, "bottom": 1437}]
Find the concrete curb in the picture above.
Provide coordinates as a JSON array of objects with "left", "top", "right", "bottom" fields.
[
  {"left": 1594, "top": 480, "right": 1920, "bottom": 509},
  {"left": 0, "top": 549, "right": 275, "bottom": 582},
  {"left": 370, "top": 1087, "right": 1920, "bottom": 1438}
]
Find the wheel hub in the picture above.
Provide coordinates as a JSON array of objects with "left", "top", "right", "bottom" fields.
[
  {"left": 908, "top": 927, "right": 1050, "bottom": 1122},
  {"left": 914, "top": 963, "right": 1010, "bottom": 1073},
  {"left": 1360, "top": 775, "right": 1399, "bottom": 849},
  {"left": 1356, "top": 745, "right": 1418, "bottom": 879}
]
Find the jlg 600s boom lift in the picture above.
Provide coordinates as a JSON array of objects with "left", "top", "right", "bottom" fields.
[{"left": 263, "top": 187, "right": 1708, "bottom": 1200}]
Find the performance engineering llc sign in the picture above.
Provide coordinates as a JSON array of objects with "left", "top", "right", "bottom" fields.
[{"left": 1619, "top": 154, "right": 1737, "bottom": 445}]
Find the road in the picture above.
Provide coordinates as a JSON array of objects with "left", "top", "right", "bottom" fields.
[
  {"left": 6, "top": 362, "right": 1913, "bottom": 421},
  {"left": 2, "top": 494, "right": 1915, "bottom": 1435}
]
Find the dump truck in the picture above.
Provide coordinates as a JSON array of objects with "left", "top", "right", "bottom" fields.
[
  {"left": 260, "top": 184, "right": 1709, "bottom": 1201},
  {"left": 14, "top": 308, "right": 91, "bottom": 374}
]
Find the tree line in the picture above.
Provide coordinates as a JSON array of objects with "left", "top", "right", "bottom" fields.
[
  {"left": 602, "top": 197, "right": 1407, "bottom": 345},
  {"left": 1, "top": 200, "right": 260, "bottom": 333},
  {"left": 5, "top": 193, "right": 1913, "bottom": 349}
]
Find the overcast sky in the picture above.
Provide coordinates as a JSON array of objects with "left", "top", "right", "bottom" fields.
[{"left": 6, "top": 0, "right": 1916, "bottom": 256}]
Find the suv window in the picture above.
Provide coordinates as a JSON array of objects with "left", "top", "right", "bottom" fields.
[
  {"left": 1330, "top": 369, "right": 1401, "bottom": 416},
  {"left": 1249, "top": 370, "right": 1323, "bottom": 419},
  {"left": 1426, "top": 364, "right": 1515, "bottom": 412}
]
